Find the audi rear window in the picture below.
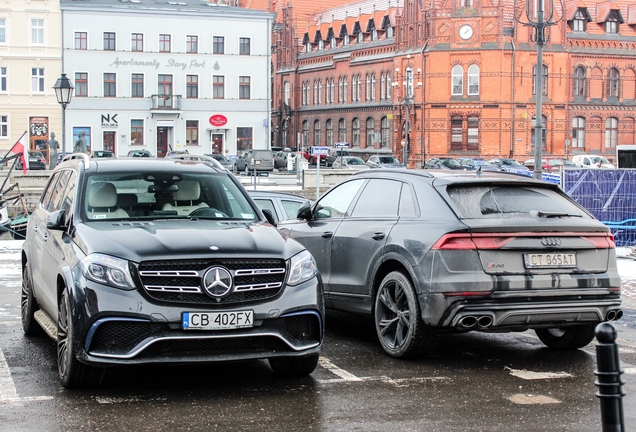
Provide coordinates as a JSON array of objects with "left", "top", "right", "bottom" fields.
[{"left": 446, "top": 185, "right": 589, "bottom": 219}]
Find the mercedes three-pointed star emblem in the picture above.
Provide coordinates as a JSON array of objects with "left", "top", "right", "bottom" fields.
[{"left": 202, "top": 267, "right": 233, "bottom": 297}]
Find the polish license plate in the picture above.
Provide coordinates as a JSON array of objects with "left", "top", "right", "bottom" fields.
[
  {"left": 524, "top": 252, "right": 577, "bottom": 268},
  {"left": 182, "top": 310, "right": 253, "bottom": 330}
]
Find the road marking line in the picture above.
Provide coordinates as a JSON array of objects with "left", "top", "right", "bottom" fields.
[
  {"left": 508, "top": 394, "right": 561, "bottom": 404},
  {"left": 318, "top": 357, "right": 362, "bottom": 382},
  {"left": 505, "top": 366, "right": 573, "bottom": 380},
  {"left": 0, "top": 349, "right": 54, "bottom": 404},
  {"left": 0, "top": 349, "right": 18, "bottom": 400}
]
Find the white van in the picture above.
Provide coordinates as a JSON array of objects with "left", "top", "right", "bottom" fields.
[{"left": 571, "top": 154, "right": 615, "bottom": 169}]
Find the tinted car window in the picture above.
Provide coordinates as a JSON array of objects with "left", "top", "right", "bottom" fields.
[
  {"left": 281, "top": 199, "right": 304, "bottom": 219},
  {"left": 60, "top": 171, "right": 77, "bottom": 214},
  {"left": 253, "top": 198, "right": 278, "bottom": 223},
  {"left": 447, "top": 185, "right": 588, "bottom": 219},
  {"left": 399, "top": 183, "right": 418, "bottom": 217},
  {"left": 314, "top": 179, "right": 365, "bottom": 219},
  {"left": 50, "top": 171, "right": 72, "bottom": 212},
  {"left": 351, "top": 179, "right": 401, "bottom": 217},
  {"left": 40, "top": 172, "right": 61, "bottom": 212}
]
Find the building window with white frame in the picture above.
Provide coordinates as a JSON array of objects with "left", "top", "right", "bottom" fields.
[
  {"left": 573, "top": 66, "right": 586, "bottom": 96},
  {"left": 338, "top": 77, "right": 343, "bottom": 103},
  {"left": 572, "top": 117, "right": 585, "bottom": 148},
  {"left": 131, "top": 73, "right": 144, "bottom": 97},
  {"left": 468, "top": 64, "right": 479, "bottom": 95},
  {"left": 572, "top": 9, "right": 587, "bottom": 32},
  {"left": 352, "top": 118, "right": 360, "bottom": 146},
  {"left": 131, "top": 119, "right": 143, "bottom": 145},
  {"left": 605, "top": 117, "right": 618, "bottom": 148},
  {"left": 343, "top": 77, "right": 348, "bottom": 103},
  {"left": 532, "top": 64, "right": 548, "bottom": 96},
  {"left": 159, "top": 34, "right": 171, "bottom": 53},
  {"left": 0, "top": 115, "right": 7, "bottom": 138},
  {"left": 0, "top": 18, "right": 5, "bottom": 43},
  {"left": 284, "top": 81, "right": 290, "bottom": 105},
  {"left": 380, "top": 73, "right": 386, "bottom": 100},
  {"left": 31, "top": 19, "right": 43, "bottom": 45},
  {"left": 31, "top": 68, "right": 44, "bottom": 92},
  {"left": 75, "top": 32, "right": 87, "bottom": 50},
  {"left": 75, "top": 72, "right": 88, "bottom": 97},
  {"left": 356, "top": 74, "right": 362, "bottom": 101},
  {"left": 366, "top": 117, "right": 375, "bottom": 147},
  {"left": 213, "top": 36, "right": 224, "bottom": 54},
  {"left": 186, "top": 120, "right": 199, "bottom": 145},
  {"left": 452, "top": 65, "right": 463, "bottom": 95},
  {"left": 371, "top": 73, "right": 376, "bottom": 100},
  {"left": 318, "top": 80, "right": 322, "bottom": 104},
  {"left": 381, "top": 117, "right": 389, "bottom": 147},
  {"left": 0, "top": 67, "right": 6, "bottom": 92},
  {"left": 186, "top": 35, "right": 198, "bottom": 54},
  {"left": 186, "top": 75, "right": 198, "bottom": 98},
  {"left": 366, "top": 74, "right": 371, "bottom": 101},
  {"left": 239, "top": 76, "right": 250, "bottom": 99},
  {"left": 314, "top": 120, "right": 321, "bottom": 146},
  {"left": 607, "top": 68, "right": 620, "bottom": 98},
  {"left": 386, "top": 73, "right": 391, "bottom": 99},
  {"left": 131, "top": 33, "right": 143, "bottom": 52},
  {"left": 605, "top": 11, "right": 620, "bottom": 34},
  {"left": 326, "top": 119, "right": 333, "bottom": 146},
  {"left": 103, "top": 73, "right": 116, "bottom": 97},
  {"left": 104, "top": 32, "right": 116, "bottom": 50},
  {"left": 213, "top": 75, "right": 224, "bottom": 99},
  {"left": 338, "top": 119, "right": 346, "bottom": 142},
  {"left": 239, "top": 37, "right": 250, "bottom": 55}
]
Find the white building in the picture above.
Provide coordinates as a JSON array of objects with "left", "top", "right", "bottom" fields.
[
  {"left": 0, "top": 0, "right": 62, "bottom": 159},
  {"left": 61, "top": 0, "right": 273, "bottom": 158}
]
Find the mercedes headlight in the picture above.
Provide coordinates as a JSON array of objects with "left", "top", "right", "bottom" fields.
[
  {"left": 287, "top": 250, "right": 318, "bottom": 286},
  {"left": 81, "top": 253, "right": 136, "bottom": 290}
]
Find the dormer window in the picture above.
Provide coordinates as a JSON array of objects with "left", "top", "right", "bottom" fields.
[
  {"left": 331, "top": 37, "right": 337, "bottom": 48},
  {"left": 344, "top": 35, "right": 350, "bottom": 45},
  {"left": 386, "top": 27, "right": 393, "bottom": 38},
  {"left": 306, "top": 42, "right": 312, "bottom": 52},
  {"left": 357, "top": 32, "right": 364, "bottom": 43},
  {"left": 572, "top": 9, "right": 587, "bottom": 32},
  {"left": 317, "top": 40, "right": 323, "bottom": 50},
  {"left": 605, "top": 10, "right": 621, "bottom": 34},
  {"left": 372, "top": 30, "right": 378, "bottom": 41}
]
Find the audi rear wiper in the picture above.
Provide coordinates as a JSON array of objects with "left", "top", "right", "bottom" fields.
[{"left": 529, "top": 210, "right": 582, "bottom": 218}]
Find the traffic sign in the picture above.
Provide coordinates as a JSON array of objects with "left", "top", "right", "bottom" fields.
[
  {"left": 311, "top": 146, "right": 329, "bottom": 155},
  {"left": 334, "top": 142, "right": 350, "bottom": 148}
]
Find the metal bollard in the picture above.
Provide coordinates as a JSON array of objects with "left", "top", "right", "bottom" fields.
[{"left": 595, "top": 322, "right": 625, "bottom": 432}]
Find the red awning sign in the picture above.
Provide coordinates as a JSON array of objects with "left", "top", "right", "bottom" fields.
[{"left": 209, "top": 114, "right": 228, "bottom": 127}]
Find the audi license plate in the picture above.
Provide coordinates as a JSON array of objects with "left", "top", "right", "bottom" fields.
[
  {"left": 524, "top": 253, "right": 577, "bottom": 269},
  {"left": 182, "top": 311, "right": 253, "bottom": 330}
]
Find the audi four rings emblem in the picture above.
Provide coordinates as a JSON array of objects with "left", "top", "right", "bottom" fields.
[
  {"left": 541, "top": 237, "right": 561, "bottom": 247},
  {"left": 202, "top": 267, "right": 233, "bottom": 297}
]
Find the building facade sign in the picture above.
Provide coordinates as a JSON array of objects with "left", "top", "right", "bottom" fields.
[
  {"left": 101, "top": 114, "right": 119, "bottom": 128},
  {"left": 209, "top": 114, "right": 228, "bottom": 127},
  {"left": 109, "top": 57, "right": 206, "bottom": 70}
]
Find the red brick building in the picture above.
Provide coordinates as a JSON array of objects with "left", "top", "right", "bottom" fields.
[{"left": 264, "top": 0, "right": 636, "bottom": 166}]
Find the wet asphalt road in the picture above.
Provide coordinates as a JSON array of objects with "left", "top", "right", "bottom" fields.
[{"left": 1, "top": 239, "right": 635, "bottom": 431}]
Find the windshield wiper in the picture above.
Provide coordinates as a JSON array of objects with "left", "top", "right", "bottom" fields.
[{"left": 530, "top": 210, "right": 582, "bottom": 218}]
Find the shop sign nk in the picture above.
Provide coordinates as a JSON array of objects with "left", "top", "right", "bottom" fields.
[
  {"left": 101, "top": 114, "right": 119, "bottom": 128},
  {"left": 209, "top": 114, "right": 228, "bottom": 127}
]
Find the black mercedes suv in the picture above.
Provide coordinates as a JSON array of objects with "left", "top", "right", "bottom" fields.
[{"left": 21, "top": 154, "right": 323, "bottom": 387}]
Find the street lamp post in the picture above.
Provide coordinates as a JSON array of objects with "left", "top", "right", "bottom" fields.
[
  {"left": 53, "top": 73, "right": 74, "bottom": 157},
  {"left": 393, "top": 56, "right": 421, "bottom": 168}
]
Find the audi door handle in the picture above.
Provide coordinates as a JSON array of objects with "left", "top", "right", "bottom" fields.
[
  {"left": 372, "top": 232, "right": 385, "bottom": 240},
  {"left": 322, "top": 231, "right": 333, "bottom": 238}
]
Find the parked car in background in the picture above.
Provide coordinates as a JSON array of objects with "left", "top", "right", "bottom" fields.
[
  {"left": 326, "top": 149, "right": 351, "bottom": 167},
  {"left": 90, "top": 150, "right": 116, "bottom": 159},
  {"left": 273, "top": 151, "right": 296, "bottom": 171},
  {"left": 280, "top": 169, "right": 621, "bottom": 358},
  {"left": 126, "top": 149, "right": 153, "bottom": 158},
  {"left": 17, "top": 151, "right": 47, "bottom": 170},
  {"left": 234, "top": 149, "right": 275, "bottom": 174},
  {"left": 571, "top": 154, "right": 615, "bottom": 169},
  {"left": 164, "top": 150, "right": 189, "bottom": 158},
  {"left": 248, "top": 190, "right": 311, "bottom": 224},
  {"left": 21, "top": 155, "right": 324, "bottom": 387},
  {"left": 457, "top": 158, "right": 500, "bottom": 172},
  {"left": 424, "top": 157, "right": 463, "bottom": 170},
  {"left": 331, "top": 156, "right": 370, "bottom": 170},
  {"left": 488, "top": 158, "right": 531, "bottom": 174},
  {"left": 203, "top": 153, "right": 232, "bottom": 170},
  {"left": 302, "top": 147, "right": 328, "bottom": 166},
  {"left": 523, "top": 157, "right": 576, "bottom": 171},
  {"left": 367, "top": 155, "right": 406, "bottom": 169}
]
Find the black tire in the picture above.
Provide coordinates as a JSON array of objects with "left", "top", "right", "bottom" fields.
[
  {"left": 269, "top": 354, "right": 319, "bottom": 377},
  {"left": 57, "top": 289, "right": 105, "bottom": 388},
  {"left": 21, "top": 263, "right": 42, "bottom": 336},
  {"left": 374, "top": 271, "right": 439, "bottom": 359},
  {"left": 535, "top": 324, "right": 596, "bottom": 350}
]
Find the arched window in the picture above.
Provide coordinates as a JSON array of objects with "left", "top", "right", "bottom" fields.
[
  {"left": 351, "top": 75, "right": 357, "bottom": 101},
  {"left": 284, "top": 81, "right": 290, "bottom": 105},
  {"left": 531, "top": 116, "right": 547, "bottom": 150},
  {"left": 605, "top": 117, "right": 618, "bottom": 148},
  {"left": 343, "top": 77, "right": 348, "bottom": 103},
  {"left": 452, "top": 65, "right": 463, "bottom": 95},
  {"left": 313, "top": 80, "right": 318, "bottom": 105},
  {"left": 331, "top": 78, "right": 335, "bottom": 104},
  {"left": 371, "top": 73, "right": 376, "bottom": 100},
  {"left": 314, "top": 120, "right": 321, "bottom": 146},
  {"left": 572, "top": 117, "right": 585, "bottom": 148},
  {"left": 366, "top": 117, "right": 375, "bottom": 148},
  {"left": 326, "top": 119, "right": 333, "bottom": 146},
  {"left": 380, "top": 73, "right": 386, "bottom": 100},
  {"left": 468, "top": 65, "right": 479, "bottom": 95},
  {"left": 338, "top": 119, "right": 346, "bottom": 142},
  {"left": 318, "top": 80, "right": 323, "bottom": 104},
  {"left": 302, "top": 120, "right": 309, "bottom": 147},
  {"left": 366, "top": 74, "right": 371, "bottom": 101},
  {"left": 352, "top": 118, "right": 360, "bottom": 146},
  {"left": 338, "top": 77, "right": 343, "bottom": 103},
  {"left": 573, "top": 67, "right": 586, "bottom": 97},
  {"left": 381, "top": 117, "right": 389, "bottom": 147},
  {"left": 532, "top": 64, "right": 548, "bottom": 95},
  {"left": 301, "top": 82, "right": 306, "bottom": 105},
  {"left": 357, "top": 74, "right": 362, "bottom": 101},
  {"left": 386, "top": 73, "right": 391, "bottom": 99},
  {"left": 607, "top": 68, "right": 620, "bottom": 97}
]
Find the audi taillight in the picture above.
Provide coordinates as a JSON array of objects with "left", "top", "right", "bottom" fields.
[{"left": 432, "top": 233, "right": 515, "bottom": 250}]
